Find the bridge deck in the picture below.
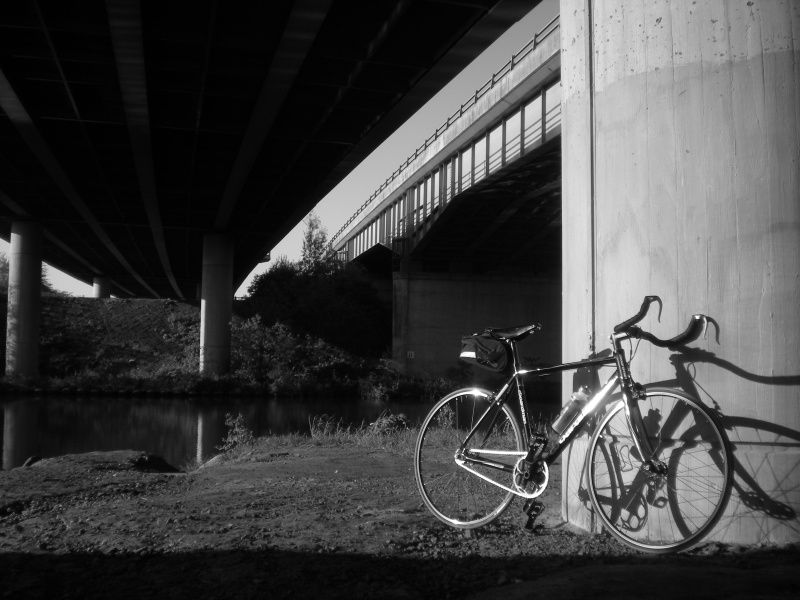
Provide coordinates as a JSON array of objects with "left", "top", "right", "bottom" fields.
[{"left": 334, "top": 16, "right": 561, "bottom": 273}]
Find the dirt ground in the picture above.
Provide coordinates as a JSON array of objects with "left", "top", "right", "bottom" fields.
[{"left": 1, "top": 442, "right": 798, "bottom": 599}]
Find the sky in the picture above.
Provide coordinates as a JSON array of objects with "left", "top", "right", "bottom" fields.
[{"left": 0, "top": 0, "right": 557, "bottom": 298}]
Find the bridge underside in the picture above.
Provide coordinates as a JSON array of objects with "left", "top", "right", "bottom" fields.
[{"left": 0, "top": 0, "right": 535, "bottom": 299}]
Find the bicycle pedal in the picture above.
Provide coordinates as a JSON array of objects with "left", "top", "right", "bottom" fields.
[
  {"left": 523, "top": 499, "right": 544, "bottom": 517},
  {"left": 522, "top": 499, "right": 544, "bottom": 533}
]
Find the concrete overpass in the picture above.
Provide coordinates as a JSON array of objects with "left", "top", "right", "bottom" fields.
[{"left": 0, "top": 0, "right": 540, "bottom": 376}]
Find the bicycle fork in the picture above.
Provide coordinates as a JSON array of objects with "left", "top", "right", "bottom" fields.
[{"left": 613, "top": 339, "right": 666, "bottom": 475}]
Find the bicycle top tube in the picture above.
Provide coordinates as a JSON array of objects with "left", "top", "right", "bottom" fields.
[{"left": 515, "top": 355, "right": 616, "bottom": 378}]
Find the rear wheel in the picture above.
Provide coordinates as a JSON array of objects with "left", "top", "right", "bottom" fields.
[
  {"left": 587, "top": 388, "right": 732, "bottom": 553},
  {"left": 414, "top": 388, "right": 524, "bottom": 529}
]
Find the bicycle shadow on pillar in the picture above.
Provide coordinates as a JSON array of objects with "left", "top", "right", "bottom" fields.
[
  {"left": 571, "top": 364, "right": 733, "bottom": 549},
  {"left": 656, "top": 342, "right": 800, "bottom": 544},
  {"left": 567, "top": 324, "right": 800, "bottom": 546}
]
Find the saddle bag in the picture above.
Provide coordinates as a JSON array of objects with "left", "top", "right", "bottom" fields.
[{"left": 459, "top": 332, "right": 510, "bottom": 372}]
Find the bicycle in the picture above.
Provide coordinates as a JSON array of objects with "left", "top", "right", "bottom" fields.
[{"left": 413, "top": 296, "right": 733, "bottom": 553}]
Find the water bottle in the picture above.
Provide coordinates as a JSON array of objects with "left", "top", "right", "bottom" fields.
[{"left": 550, "top": 386, "right": 590, "bottom": 438}]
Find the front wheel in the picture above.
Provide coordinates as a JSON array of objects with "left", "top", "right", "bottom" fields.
[
  {"left": 414, "top": 388, "right": 524, "bottom": 529},
  {"left": 586, "top": 387, "right": 732, "bottom": 553}
]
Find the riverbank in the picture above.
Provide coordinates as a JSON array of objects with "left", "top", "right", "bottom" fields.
[
  {"left": 0, "top": 295, "right": 467, "bottom": 402},
  {"left": 1, "top": 433, "right": 797, "bottom": 599}
]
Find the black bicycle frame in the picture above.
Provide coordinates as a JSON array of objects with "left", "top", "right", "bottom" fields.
[
  {"left": 458, "top": 332, "right": 657, "bottom": 473},
  {"left": 458, "top": 351, "right": 616, "bottom": 461}
]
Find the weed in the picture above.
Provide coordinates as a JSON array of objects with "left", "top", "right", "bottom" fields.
[
  {"left": 217, "top": 412, "right": 255, "bottom": 454},
  {"left": 367, "top": 411, "right": 410, "bottom": 434},
  {"left": 307, "top": 411, "right": 416, "bottom": 455}
]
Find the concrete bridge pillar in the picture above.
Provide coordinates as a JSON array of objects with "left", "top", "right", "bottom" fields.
[
  {"left": 560, "top": 0, "right": 800, "bottom": 544},
  {"left": 92, "top": 276, "right": 111, "bottom": 298},
  {"left": 4, "top": 221, "right": 42, "bottom": 379},
  {"left": 200, "top": 233, "right": 233, "bottom": 376}
]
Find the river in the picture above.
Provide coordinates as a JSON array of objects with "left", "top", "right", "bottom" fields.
[{"left": 0, "top": 394, "right": 444, "bottom": 470}]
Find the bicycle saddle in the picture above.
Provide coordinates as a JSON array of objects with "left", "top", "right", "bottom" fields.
[{"left": 486, "top": 322, "right": 541, "bottom": 342}]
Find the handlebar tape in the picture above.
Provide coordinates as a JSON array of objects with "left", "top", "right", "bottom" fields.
[
  {"left": 630, "top": 314, "right": 708, "bottom": 348},
  {"left": 613, "top": 295, "right": 663, "bottom": 334}
]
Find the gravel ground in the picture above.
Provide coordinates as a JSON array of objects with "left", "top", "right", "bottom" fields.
[{"left": 1, "top": 442, "right": 797, "bottom": 599}]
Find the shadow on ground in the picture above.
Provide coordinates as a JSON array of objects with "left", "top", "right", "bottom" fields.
[{"left": 2, "top": 545, "right": 798, "bottom": 600}]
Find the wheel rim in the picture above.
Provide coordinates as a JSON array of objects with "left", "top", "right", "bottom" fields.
[
  {"left": 588, "top": 390, "right": 731, "bottom": 551},
  {"left": 415, "top": 389, "right": 523, "bottom": 529}
]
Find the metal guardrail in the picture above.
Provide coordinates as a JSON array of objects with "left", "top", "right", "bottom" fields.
[{"left": 327, "top": 15, "right": 560, "bottom": 250}]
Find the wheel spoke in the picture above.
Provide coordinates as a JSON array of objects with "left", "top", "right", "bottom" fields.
[
  {"left": 588, "top": 390, "right": 731, "bottom": 552},
  {"left": 415, "top": 390, "right": 524, "bottom": 528}
]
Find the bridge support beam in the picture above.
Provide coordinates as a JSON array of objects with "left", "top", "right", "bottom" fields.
[
  {"left": 200, "top": 233, "right": 233, "bottom": 376},
  {"left": 93, "top": 276, "right": 111, "bottom": 298},
  {"left": 560, "top": 0, "right": 800, "bottom": 544},
  {"left": 4, "top": 221, "right": 42, "bottom": 379}
]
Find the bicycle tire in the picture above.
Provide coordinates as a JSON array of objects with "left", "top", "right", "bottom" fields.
[
  {"left": 414, "top": 388, "right": 524, "bottom": 529},
  {"left": 586, "top": 387, "right": 732, "bottom": 553}
]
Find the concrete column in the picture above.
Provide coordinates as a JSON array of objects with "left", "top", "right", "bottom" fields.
[
  {"left": 560, "top": 0, "right": 599, "bottom": 534},
  {"left": 4, "top": 221, "right": 42, "bottom": 379},
  {"left": 92, "top": 276, "right": 111, "bottom": 298},
  {"left": 560, "top": 0, "right": 800, "bottom": 544},
  {"left": 200, "top": 233, "right": 233, "bottom": 376}
]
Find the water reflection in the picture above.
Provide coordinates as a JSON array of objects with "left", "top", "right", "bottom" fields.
[
  {"left": 196, "top": 407, "right": 225, "bottom": 464},
  {"left": 2, "top": 401, "right": 38, "bottom": 470},
  {"left": 0, "top": 396, "right": 436, "bottom": 470}
]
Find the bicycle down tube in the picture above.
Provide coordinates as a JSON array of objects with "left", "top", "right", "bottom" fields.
[{"left": 457, "top": 357, "right": 619, "bottom": 483}]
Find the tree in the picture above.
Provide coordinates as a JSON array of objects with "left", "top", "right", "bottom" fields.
[
  {"left": 299, "top": 212, "right": 338, "bottom": 275},
  {"left": 0, "top": 252, "right": 7, "bottom": 292},
  {"left": 241, "top": 215, "right": 390, "bottom": 357},
  {"left": 0, "top": 251, "right": 62, "bottom": 295}
]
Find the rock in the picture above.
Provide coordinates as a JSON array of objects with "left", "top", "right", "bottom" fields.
[
  {"left": 368, "top": 413, "right": 410, "bottom": 434},
  {"left": 128, "top": 453, "right": 180, "bottom": 473},
  {"left": 22, "top": 455, "right": 42, "bottom": 467},
  {"left": 198, "top": 454, "right": 225, "bottom": 469}
]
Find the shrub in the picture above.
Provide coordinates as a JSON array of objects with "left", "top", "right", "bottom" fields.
[
  {"left": 242, "top": 259, "right": 390, "bottom": 358},
  {"left": 230, "top": 318, "right": 367, "bottom": 395}
]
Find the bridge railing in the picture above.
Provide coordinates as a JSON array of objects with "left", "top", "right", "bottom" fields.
[{"left": 331, "top": 15, "right": 561, "bottom": 261}]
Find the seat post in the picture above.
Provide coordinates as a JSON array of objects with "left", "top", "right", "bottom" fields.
[{"left": 509, "top": 340, "right": 523, "bottom": 373}]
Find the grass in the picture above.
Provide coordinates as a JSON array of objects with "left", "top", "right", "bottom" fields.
[
  {"left": 212, "top": 410, "right": 419, "bottom": 465},
  {"left": 307, "top": 411, "right": 418, "bottom": 455}
]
